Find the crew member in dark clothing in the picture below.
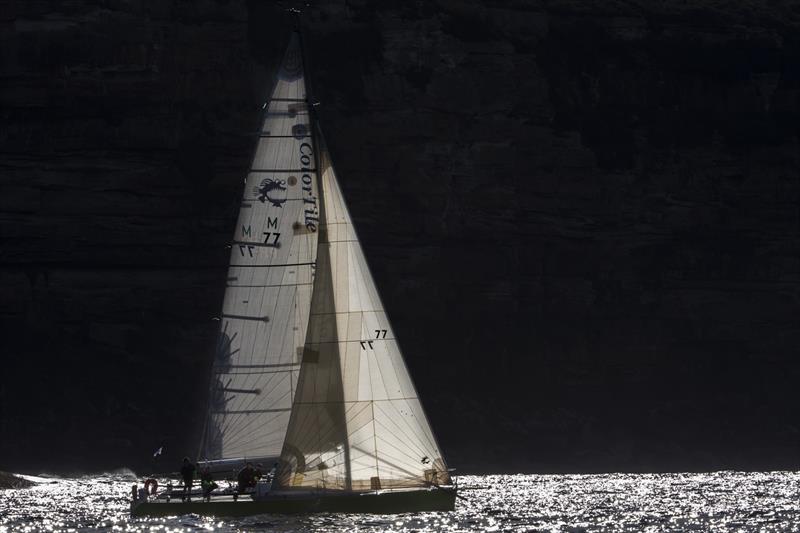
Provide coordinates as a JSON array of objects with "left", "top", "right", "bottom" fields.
[
  {"left": 180, "top": 457, "right": 196, "bottom": 501},
  {"left": 200, "top": 467, "right": 218, "bottom": 502},
  {"left": 237, "top": 462, "right": 256, "bottom": 492}
]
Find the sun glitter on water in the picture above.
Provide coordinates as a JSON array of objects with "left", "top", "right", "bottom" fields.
[{"left": 2, "top": 472, "right": 800, "bottom": 532}]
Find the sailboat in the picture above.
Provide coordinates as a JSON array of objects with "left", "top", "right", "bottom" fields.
[{"left": 131, "top": 28, "right": 455, "bottom": 517}]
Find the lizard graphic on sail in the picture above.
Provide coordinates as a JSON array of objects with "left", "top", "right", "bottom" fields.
[{"left": 254, "top": 178, "right": 288, "bottom": 207}]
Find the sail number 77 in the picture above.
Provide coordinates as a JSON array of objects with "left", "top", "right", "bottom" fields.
[
  {"left": 263, "top": 232, "right": 280, "bottom": 245},
  {"left": 360, "top": 330, "right": 388, "bottom": 350}
]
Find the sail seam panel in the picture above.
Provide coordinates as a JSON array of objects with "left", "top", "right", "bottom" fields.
[
  {"left": 231, "top": 284, "right": 294, "bottom": 422},
  {"left": 374, "top": 399, "right": 439, "bottom": 461},
  {"left": 372, "top": 400, "right": 435, "bottom": 459},
  {"left": 220, "top": 389, "right": 291, "bottom": 447},
  {"left": 219, "top": 368, "right": 288, "bottom": 431}
]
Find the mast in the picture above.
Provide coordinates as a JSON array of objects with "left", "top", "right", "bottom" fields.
[{"left": 299, "top": 21, "right": 356, "bottom": 490}]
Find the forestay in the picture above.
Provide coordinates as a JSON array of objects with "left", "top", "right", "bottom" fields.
[
  {"left": 275, "top": 134, "right": 450, "bottom": 492},
  {"left": 202, "top": 33, "right": 320, "bottom": 461}
]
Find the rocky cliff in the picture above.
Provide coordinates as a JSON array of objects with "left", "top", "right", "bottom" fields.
[{"left": 1, "top": 0, "right": 798, "bottom": 473}]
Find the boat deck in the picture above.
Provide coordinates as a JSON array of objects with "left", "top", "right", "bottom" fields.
[{"left": 131, "top": 487, "right": 456, "bottom": 517}]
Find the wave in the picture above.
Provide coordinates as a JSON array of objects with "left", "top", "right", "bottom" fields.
[
  {"left": 12, "top": 467, "right": 139, "bottom": 482},
  {"left": 101, "top": 467, "right": 139, "bottom": 480}
]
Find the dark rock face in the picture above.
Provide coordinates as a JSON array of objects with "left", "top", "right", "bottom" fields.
[{"left": 1, "top": 0, "right": 798, "bottom": 474}]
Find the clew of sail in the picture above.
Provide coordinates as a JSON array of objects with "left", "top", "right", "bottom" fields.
[
  {"left": 275, "top": 133, "right": 450, "bottom": 492},
  {"left": 202, "top": 32, "right": 320, "bottom": 462}
]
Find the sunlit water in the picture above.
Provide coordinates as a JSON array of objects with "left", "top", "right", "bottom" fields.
[{"left": 2, "top": 471, "right": 800, "bottom": 531}]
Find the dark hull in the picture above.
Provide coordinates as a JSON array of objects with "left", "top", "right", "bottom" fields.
[{"left": 130, "top": 488, "right": 456, "bottom": 517}]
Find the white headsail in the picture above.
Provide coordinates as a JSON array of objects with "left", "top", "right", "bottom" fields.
[
  {"left": 202, "top": 32, "right": 320, "bottom": 462},
  {"left": 275, "top": 133, "right": 450, "bottom": 491}
]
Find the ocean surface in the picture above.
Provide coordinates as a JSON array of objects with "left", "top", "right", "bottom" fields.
[{"left": 2, "top": 471, "right": 800, "bottom": 531}]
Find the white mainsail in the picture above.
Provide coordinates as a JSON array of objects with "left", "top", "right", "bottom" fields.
[
  {"left": 202, "top": 33, "right": 320, "bottom": 461},
  {"left": 275, "top": 133, "right": 450, "bottom": 491}
]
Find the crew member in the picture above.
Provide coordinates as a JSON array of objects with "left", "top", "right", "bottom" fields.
[
  {"left": 237, "top": 462, "right": 256, "bottom": 492},
  {"left": 180, "top": 457, "right": 196, "bottom": 501},
  {"left": 200, "top": 467, "right": 218, "bottom": 502}
]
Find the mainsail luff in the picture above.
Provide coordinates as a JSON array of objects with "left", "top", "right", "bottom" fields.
[
  {"left": 275, "top": 124, "right": 450, "bottom": 492},
  {"left": 202, "top": 32, "right": 320, "bottom": 462}
]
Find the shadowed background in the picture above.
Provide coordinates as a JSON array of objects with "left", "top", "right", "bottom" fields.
[{"left": 1, "top": 0, "right": 798, "bottom": 474}]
